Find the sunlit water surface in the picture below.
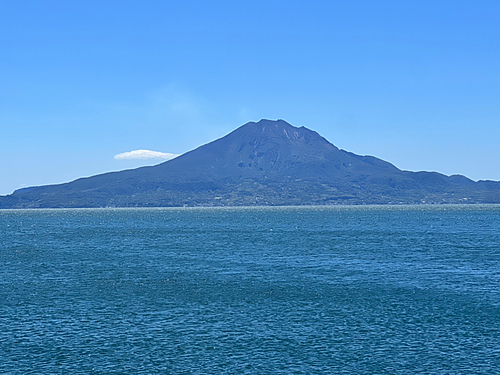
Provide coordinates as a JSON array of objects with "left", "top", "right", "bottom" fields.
[{"left": 1, "top": 205, "right": 500, "bottom": 374}]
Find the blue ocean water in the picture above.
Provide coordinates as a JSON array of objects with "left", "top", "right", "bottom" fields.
[{"left": 1, "top": 205, "right": 500, "bottom": 374}]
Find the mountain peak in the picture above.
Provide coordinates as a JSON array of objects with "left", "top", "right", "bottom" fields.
[
  {"left": 256, "top": 118, "right": 294, "bottom": 128},
  {"left": 228, "top": 119, "right": 327, "bottom": 145},
  {"left": 237, "top": 118, "right": 297, "bottom": 134}
]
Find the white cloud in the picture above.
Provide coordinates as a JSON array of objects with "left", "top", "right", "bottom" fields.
[{"left": 114, "top": 150, "right": 180, "bottom": 160}]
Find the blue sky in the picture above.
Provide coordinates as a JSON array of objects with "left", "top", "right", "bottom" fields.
[{"left": 1, "top": 0, "right": 499, "bottom": 195}]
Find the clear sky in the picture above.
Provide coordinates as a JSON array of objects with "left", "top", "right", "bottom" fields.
[{"left": 1, "top": 0, "right": 499, "bottom": 195}]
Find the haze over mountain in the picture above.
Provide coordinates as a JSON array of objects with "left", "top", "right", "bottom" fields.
[{"left": 1, "top": 119, "right": 499, "bottom": 208}]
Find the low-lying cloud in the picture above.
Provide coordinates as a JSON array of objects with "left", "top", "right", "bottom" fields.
[{"left": 114, "top": 150, "right": 180, "bottom": 160}]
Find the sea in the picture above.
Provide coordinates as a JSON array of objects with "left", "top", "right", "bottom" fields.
[{"left": 1, "top": 205, "right": 499, "bottom": 374}]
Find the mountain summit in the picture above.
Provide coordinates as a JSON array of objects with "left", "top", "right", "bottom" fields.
[{"left": 1, "top": 119, "right": 499, "bottom": 208}]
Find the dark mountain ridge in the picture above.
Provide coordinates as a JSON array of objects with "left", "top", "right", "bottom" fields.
[{"left": 1, "top": 119, "right": 499, "bottom": 208}]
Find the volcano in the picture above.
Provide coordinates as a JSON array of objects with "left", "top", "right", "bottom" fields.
[{"left": 1, "top": 119, "right": 499, "bottom": 208}]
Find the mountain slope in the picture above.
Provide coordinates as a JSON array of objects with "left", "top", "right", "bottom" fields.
[{"left": 1, "top": 119, "right": 499, "bottom": 208}]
